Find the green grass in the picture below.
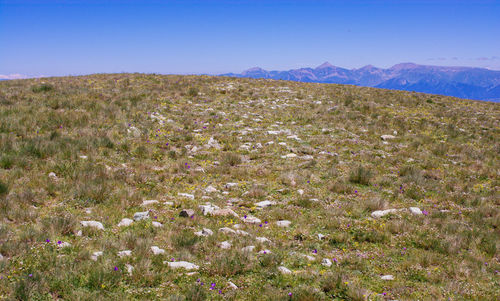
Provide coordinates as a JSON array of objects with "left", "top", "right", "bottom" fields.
[{"left": 0, "top": 73, "right": 498, "bottom": 300}]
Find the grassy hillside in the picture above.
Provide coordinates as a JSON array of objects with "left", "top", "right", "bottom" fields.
[{"left": 0, "top": 74, "right": 498, "bottom": 300}]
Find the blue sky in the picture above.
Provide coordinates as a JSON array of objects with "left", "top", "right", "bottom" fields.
[{"left": 1, "top": 0, "right": 499, "bottom": 78}]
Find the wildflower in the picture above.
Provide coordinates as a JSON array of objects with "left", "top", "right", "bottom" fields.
[
  {"left": 333, "top": 258, "right": 338, "bottom": 263},
  {"left": 313, "top": 249, "right": 317, "bottom": 254},
  {"left": 288, "top": 292, "right": 292, "bottom": 297},
  {"left": 45, "top": 239, "right": 50, "bottom": 243},
  {"left": 259, "top": 224, "right": 262, "bottom": 227},
  {"left": 422, "top": 210, "right": 429, "bottom": 216},
  {"left": 114, "top": 266, "right": 118, "bottom": 271},
  {"left": 57, "top": 241, "right": 62, "bottom": 245},
  {"left": 28, "top": 274, "right": 32, "bottom": 277}
]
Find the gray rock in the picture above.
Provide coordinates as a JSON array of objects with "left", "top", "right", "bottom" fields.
[
  {"left": 141, "top": 200, "right": 159, "bottom": 206},
  {"left": 178, "top": 192, "right": 195, "bottom": 200},
  {"left": 199, "top": 203, "right": 220, "bottom": 216},
  {"left": 381, "top": 275, "right": 394, "bottom": 280},
  {"left": 371, "top": 209, "right": 399, "bottom": 218},
  {"left": 227, "top": 281, "right": 238, "bottom": 289},
  {"left": 241, "top": 246, "right": 255, "bottom": 252},
  {"left": 381, "top": 134, "right": 396, "bottom": 140},
  {"left": 152, "top": 221, "right": 163, "bottom": 228},
  {"left": 133, "top": 211, "right": 150, "bottom": 221},
  {"left": 322, "top": 258, "right": 332, "bottom": 267},
  {"left": 80, "top": 221, "right": 104, "bottom": 230},
  {"left": 151, "top": 246, "right": 165, "bottom": 255},
  {"left": 117, "top": 250, "right": 132, "bottom": 257},
  {"left": 255, "top": 200, "right": 275, "bottom": 208},
  {"left": 256, "top": 237, "right": 271, "bottom": 243},
  {"left": 179, "top": 209, "right": 195, "bottom": 218},
  {"left": 243, "top": 215, "right": 261, "bottom": 224},
  {"left": 118, "top": 218, "right": 134, "bottom": 227},
  {"left": 276, "top": 220, "right": 291, "bottom": 227},
  {"left": 91, "top": 251, "right": 103, "bottom": 261},
  {"left": 220, "top": 241, "right": 232, "bottom": 249},
  {"left": 194, "top": 228, "right": 214, "bottom": 237},
  {"left": 166, "top": 261, "right": 199, "bottom": 270},
  {"left": 278, "top": 266, "right": 292, "bottom": 274},
  {"left": 409, "top": 207, "right": 423, "bottom": 215}
]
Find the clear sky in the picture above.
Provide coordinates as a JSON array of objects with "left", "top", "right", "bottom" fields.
[{"left": 1, "top": 0, "right": 499, "bottom": 78}]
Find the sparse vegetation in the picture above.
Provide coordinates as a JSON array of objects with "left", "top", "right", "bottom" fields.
[{"left": 0, "top": 74, "right": 498, "bottom": 299}]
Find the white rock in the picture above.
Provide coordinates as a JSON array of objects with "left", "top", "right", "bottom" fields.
[
  {"left": 206, "top": 137, "right": 222, "bottom": 150},
  {"left": 204, "top": 185, "right": 218, "bottom": 193},
  {"left": 255, "top": 200, "right": 275, "bottom": 208},
  {"left": 371, "top": 209, "right": 399, "bottom": 218},
  {"left": 125, "top": 264, "right": 134, "bottom": 276},
  {"left": 381, "top": 275, "right": 394, "bottom": 280},
  {"left": 133, "top": 211, "right": 149, "bottom": 221},
  {"left": 243, "top": 215, "right": 261, "bottom": 224},
  {"left": 127, "top": 126, "right": 141, "bottom": 137},
  {"left": 151, "top": 246, "right": 165, "bottom": 255},
  {"left": 297, "top": 189, "right": 304, "bottom": 195},
  {"left": 322, "top": 258, "right": 332, "bottom": 267},
  {"left": 48, "top": 172, "right": 57, "bottom": 179},
  {"left": 118, "top": 218, "right": 134, "bottom": 227},
  {"left": 142, "top": 200, "right": 159, "bottom": 206},
  {"left": 117, "top": 250, "right": 132, "bottom": 257},
  {"left": 220, "top": 241, "right": 232, "bottom": 249},
  {"left": 194, "top": 228, "right": 214, "bottom": 237},
  {"left": 225, "top": 182, "right": 238, "bottom": 189},
  {"left": 166, "top": 261, "right": 199, "bottom": 270},
  {"left": 409, "top": 207, "right": 423, "bottom": 215},
  {"left": 219, "top": 227, "right": 236, "bottom": 235},
  {"left": 276, "top": 220, "right": 291, "bottom": 227},
  {"left": 259, "top": 249, "right": 271, "bottom": 254},
  {"left": 199, "top": 203, "right": 220, "bottom": 216},
  {"left": 152, "top": 221, "right": 163, "bottom": 228},
  {"left": 381, "top": 135, "right": 396, "bottom": 140},
  {"left": 256, "top": 237, "right": 271, "bottom": 243},
  {"left": 236, "top": 230, "right": 250, "bottom": 236},
  {"left": 278, "top": 266, "right": 292, "bottom": 274},
  {"left": 303, "top": 255, "right": 316, "bottom": 261},
  {"left": 241, "top": 246, "right": 255, "bottom": 252},
  {"left": 278, "top": 142, "right": 287, "bottom": 146},
  {"left": 178, "top": 192, "right": 195, "bottom": 200},
  {"left": 57, "top": 241, "right": 71, "bottom": 248},
  {"left": 79, "top": 155, "right": 88, "bottom": 159},
  {"left": 91, "top": 251, "right": 103, "bottom": 261},
  {"left": 76, "top": 230, "right": 82, "bottom": 236},
  {"left": 281, "top": 153, "right": 297, "bottom": 159},
  {"left": 0, "top": 254, "right": 4, "bottom": 260},
  {"left": 227, "top": 281, "right": 238, "bottom": 289},
  {"left": 164, "top": 201, "right": 174, "bottom": 206},
  {"left": 80, "top": 221, "right": 104, "bottom": 230},
  {"left": 317, "top": 233, "right": 326, "bottom": 240}
]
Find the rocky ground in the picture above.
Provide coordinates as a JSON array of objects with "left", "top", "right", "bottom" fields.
[{"left": 0, "top": 74, "right": 498, "bottom": 300}]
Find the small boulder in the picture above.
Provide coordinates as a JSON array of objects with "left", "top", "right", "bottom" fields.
[
  {"left": 166, "top": 261, "right": 199, "bottom": 270},
  {"left": 141, "top": 200, "right": 159, "bottom": 206},
  {"left": 371, "top": 209, "right": 399, "bottom": 218},
  {"left": 179, "top": 209, "right": 195, "bottom": 218},
  {"left": 117, "top": 250, "right": 132, "bottom": 258},
  {"left": 178, "top": 193, "right": 195, "bottom": 200},
  {"left": 151, "top": 246, "right": 165, "bottom": 255},
  {"left": 255, "top": 200, "right": 275, "bottom": 209},
  {"left": 80, "top": 221, "right": 104, "bottom": 230},
  {"left": 204, "top": 185, "right": 218, "bottom": 193},
  {"left": 381, "top": 275, "right": 394, "bottom": 280},
  {"left": 322, "top": 258, "right": 332, "bottom": 267},
  {"left": 118, "top": 218, "right": 134, "bottom": 227},
  {"left": 220, "top": 241, "right": 232, "bottom": 249},
  {"left": 242, "top": 215, "right": 261, "bottom": 224},
  {"left": 194, "top": 228, "right": 214, "bottom": 237},
  {"left": 152, "top": 221, "right": 163, "bottom": 228},
  {"left": 91, "top": 251, "right": 103, "bottom": 261},
  {"left": 278, "top": 266, "right": 292, "bottom": 274},
  {"left": 409, "top": 207, "right": 423, "bottom": 215},
  {"left": 133, "top": 211, "right": 149, "bottom": 221},
  {"left": 276, "top": 220, "right": 291, "bottom": 227},
  {"left": 381, "top": 134, "right": 396, "bottom": 140}
]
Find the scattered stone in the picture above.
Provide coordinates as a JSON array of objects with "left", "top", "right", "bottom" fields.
[
  {"left": 57, "top": 241, "right": 71, "bottom": 248},
  {"left": 236, "top": 230, "right": 250, "bottom": 236},
  {"left": 194, "top": 228, "right": 214, "bottom": 237},
  {"left": 199, "top": 203, "right": 220, "bottom": 215},
  {"left": 81, "top": 221, "right": 104, "bottom": 230},
  {"left": 79, "top": 155, "right": 88, "bottom": 159},
  {"left": 178, "top": 193, "right": 195, "bottom": 200},
  {"left": 151, "top": 246, "right": 165, "bottom": 255},
  {"left": 204, "top": 185, "right": 218, "bottom": 193},
  {"left": 243, "top": 215, "right": 261, "bottom": 224},
  {"left": 118, "top": 218, "right": 134, "bottom": 227},
  {"left": 152, "top": 221, "right": 163, "bottom": 228},
  {"left": 220, "top": 241, "right": 232, "bottom": 249},
  {"left": 91, "top": 251, "right": 103, "bottom": 261},
  {"left": 227, "top": 281, "right": 238, "bottom": 289},
  {"left": 179, "top": 209, "right": 195, "bottom": 218},
  {"left": 166, "top": 261, "right": 199, "bottom": 270},
  {"left": 206, "top": 137, "right": 222, "bottom": 149},
  {"left": 297, "top": 189, "right": 304, "bottom": 196},
  {"left": 281, "top": 153, "right": 297, "bottom": 159},
  {"left": 256, "top": 237, "right": 271, "bottom": 243},
  {"left": 133, "top": 211, "right": 149, "bottom": 221},
  {"left": 0, "top": 254, "right": 3, "bottom": 260},
  {"left": 219, "top": 227, "right": 236, "bottom": 235},
  {"left": 303, "top": 255, "right": 316, "bottom": 261},
  {"left": 125, "top": 264, "right": 134, "bottom": 276},
  {"left": 241, "top": 246, "right": 255, "bottom": 252},
  {"left": 278, "top": 266, "right": 292, "bottom": 274},
  {"left": 371, "top": 209, "right": 399, "bottom": 218},
  {"left": 127, "top": 126, "right": 141, "bottom": 137},
  {"left": 141, "top": 200, "right": 159, "bottom": 206},
  {"left": 225, "top": 182, "right": 238, "bottom": 189},
  {"left": 276, "top": 220, "right": 292, "bottom": 227},
  {"left": 381, "top": 135, "right": 396, "bottom": 140},
  {"left": 322, "top": 258, "right": 332, "bottom": 267},
  {"left": 259, "top": 249, "right": 271, "bottom": 254},
  {"left": 255, "top": 200, "right": 275, "bottom": 208},
  {"left": 211, "top": 208, "right": 239, "bottom": 217},
  {"left": 381, "top": 275, "right": 395, "bottom": 280},
  {"left": 317, "top": 233, "right": 326, "bottom": 240},
  {"left": 409, "top": 207, "right": 423, "bottom": 215},
  {"left": 164, "top": 201, "right": 174, "bottom": 206},
  {"left": 48, "top": 172, "right": 58, "bottom": 179},
  {"left": 117, "top": 250, "right": 132, "bottom": 258}
]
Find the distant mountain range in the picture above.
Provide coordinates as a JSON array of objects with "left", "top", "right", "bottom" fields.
[{"left": 222, "top": 62, "right": 500, "bottom": 102}]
